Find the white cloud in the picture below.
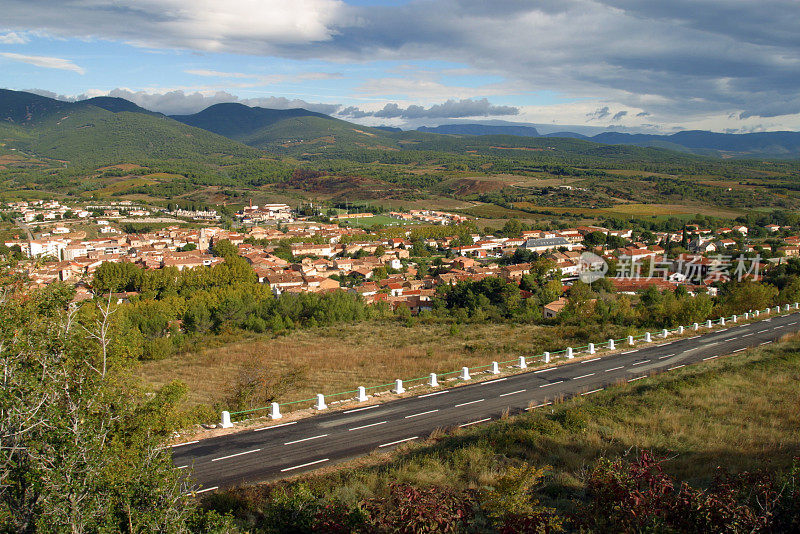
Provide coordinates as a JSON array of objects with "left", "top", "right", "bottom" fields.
[
  {"left": 0, "top": 52, "right": 84, "bottom": 74},
  {"left": 0, "top": 31, "right": 28, "bottom": 44}
]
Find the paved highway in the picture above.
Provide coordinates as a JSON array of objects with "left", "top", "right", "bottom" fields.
[{"left": 173, "top": 310, "right": 800, "bottom": 493}]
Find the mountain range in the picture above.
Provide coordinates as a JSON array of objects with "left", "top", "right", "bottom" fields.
[{"left": 1, "top": 89, "right": 799, "bottom": 163}]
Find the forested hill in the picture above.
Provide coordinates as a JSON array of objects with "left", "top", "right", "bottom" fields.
[{"left": 0, "top": 89, "right": 260, "bottom": 165}]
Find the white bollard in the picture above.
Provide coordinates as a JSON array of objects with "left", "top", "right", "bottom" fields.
[
  {"left": 706, "top": 320, "right": 713, "bottom": 328},
  {"left": 662, "top": 329, "right": 669, "bottom": 338},
  {"left": 270, "top": 402, "right": 282, "bottom": 420},
  {"left": 765, "top": 308, "right": 770, "bottom": 314},
  {"left": 394, "top": 379, "right": 405, "bottom": 394},
  {"left": 518, "top": 356, "right": 527, "bottom": 369},
  {"left": 785, "top": 304, "right": 791, "bottom": 311},
  {"left": 357, "top": 386, "right": 368, "bottom": 402},
  {"left": 490, "top": 361, "right": 500, "bottom": 374},
  {"left": 566, "top": 347, "right": 574, "bottom": 359},
  {"left": 608, "top": 339, "right": 615, "bottom": 350},
  {"left": 755, "top": 310, "right": 760, "bottom": 317},
  {"left": 775, "top": 306, "right": 781, "bottom": 313},
  {"left": 720, "top": 317, "right": 725, "bottom": 326},
  {"left": 645, "top": 332, "right": 652, "bottom": 342},
  {"left": 543, "top": 351, "right": 551, "bottom": 363},
  {"left": 628, "top": 335, "right": 635, "bottom": 345},
  {"left": 220, "top": 410, "right": 233, "bottom": 428},
  {"left": 732, "top": 315, "right": 737, "bottom": 323},
  {"left": 744, "top": 312, "right": 749, "bottom": 320},
  {"left": 678, "top": 326, "right": 684, "bottom": 334},
  {"left": 589, "top": 343, "right": 595, "bottom": 354},
  {"left": 794, "top": 302, "right": 798, "bottom": 309},
  {"left": 314, "top": 394, "right": 327, "bottom": 410},
  {"left": 461, "top": 367, "right": 471, "bottom": 380},
  {"left": 429, "top": 373, "right": 439, "bottom": 387},
  {"left": 694, "top": 322, "right": 700, "bottom": 330}
]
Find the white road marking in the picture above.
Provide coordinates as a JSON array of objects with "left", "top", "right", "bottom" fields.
[
  {"left": 281, "top": 458, "right": 330, "bottom": 472},
  {"left": 499, "top": 389, "right": 526, "bottom": 397},
  {"left": 632, "top": 359, "right": 650, "bottom": 365},
  {"left": 688, "top": 335, "right": 700, "bottom": 339},
  {"left": 628, "top": 376, "right": 646, "bottom": 382},
  {"left": 581, "top": 357, "right": 601, "bottom": 363},
  {"left": 658, "top": 354, "right": 676, "bottom": 359},
  {"left": 742, "top": 333, "right": 753, "bottom": 337},
  {"left": 349, "top": 421, "right": 387, "bottom": 431},
  {"left": 757, "top": 330, "right": 769, "bottom": 334},
  {"left": 455, "top": 399, "right": 484, "bottom": 407},
  {"left": 525, "top": 401, "right": 553, "bottom": 410},
  {"left": 343, "top": 405, "right": 380, "bottom": 414},
  {"left": 705, "top": 342, "right": 719, "bottom": 347},
  {"left": 418, "top": 390, "right": 448, "bottom": 398},
  {"left": 540, "top": 380, "right": 564, "bottom": 388},
  {"left": 534, "top": 367, "right": 556, "bottom": 373},
  {"left": 170, "top": 440, "right": 199, "bottom": 448},
  {"left": 582, "top": 388, "right": 604, "bottom": 396},
  {"left": 621, "top": 350, "right": 637, "bottom": 354},
  {"left": 573, "top": 373, "right": 595, "bottom": 380},
  {"left": 760, "top": 341, "right": 772, "bottom": 346},
  {"left": 605, "top": 366, "right": 624, "bottom": 372},
  {"left": 191, "top": 486, "right": 218, "bottom": 495},
  {"left": 254, "top": 421, "right": 298, "bottom": 432},
  {"left": 211, "top": 448, "right": 261, "bottom": 462},
  {"left": 703, "top": 355, "right": 719, "bottom": 361},
  {"left": 176, "top": 465, "right": 189, "bottom": 469},
  {"left": 481, "top": 378, "right": 508, "bottom": 385},
  {"left": 668, "top": 364, "right": 686, "bottom": 370},
  {"left": 378, "top": 437, "right": 418, "bottom": 448},
  {"left": 460, "top": 418, "right": 492, "bottom": 427},
  {"left": 732, "top": 348, "right": 747, "bottom": 353},
  {"left": 405, "top": 409, "right": 438, "bottom": 419},
  {"left": 284, "top": 434, "right": 328, "bottom": 445}
]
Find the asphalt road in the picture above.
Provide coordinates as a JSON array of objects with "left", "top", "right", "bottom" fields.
[{"left": 173, "top": 310, "right": 800, "bottom": 493}]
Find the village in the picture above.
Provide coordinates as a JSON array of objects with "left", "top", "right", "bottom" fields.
[{"left": 2, "top": 198, "right": 796, "bottom": 316}]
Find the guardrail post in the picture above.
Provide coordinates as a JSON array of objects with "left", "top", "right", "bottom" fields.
[
  {"left": 460, "top": 367, "right": 471, "bottom": 380},
  {"left": 357, "top": 386, "right": 368, "bottom": 402},
  {"left": 706, "top": 319, "right": 713, "bottom": 328},
  {"left": 661, "top": 328, "right": 668, "bottom": 338},
  {"left": 720, "top": 317, "right": 725, "bottom": 326},
  {"left": 429, "top": 373, "right": 439, "bottom": 387},
  {"left": 490, "top": 361, "right": 500, "bottom": 374},
  {"left": 732, "top": 314, "right": 737, "bottom": 322},
  {"left": 645, "top": 332, "right": 652, "bottom": 342},
  {"left": 608, "top": 339, "right": 615, "bottom": 350},
  {"left": 628, "top": 335, "right": 635, "bottom": 345},
  {"left": 678, "top": 326, "right": 684, "bottom": 334},
  {"left": 518, "top": 356, "right": 527, "bottom": 369},
  {"left": 543, "top": 351, "right": 550, "bottom": 363},
  {"left": 588, "top": 343, "right": 595, "bottom": 354},
  {"left": 784, "top": 304, "right": 790, "bottom": 311},
  {"left": 394, "top": 379, "right": 406, "bottom": 394},
  {"left": 220, "top": 411, "right": 233, "bottom": 428},
  {"left": 744, "top": 312, "right": 749, "bottom": 319},
  {"left": 764, "top": 307, "right": 770, "bottom": 314},
  {"left": 775, "top": 306, "right": 781, "bottom": 313},
  {"left": 270, "top": 402, "right": 282, "bottom": 420},
  {"left": 794, "top": 302, "right": 798, "bottom": 309},
  {"left": 755, "top": 310, "right": 759, "bottom": 317},
  {"left": 566, "top": 347, "right": 574, "bottom": 359},
  {"left": 314, "top": 394, "right": 327, "bottom": 410},
  {"left": 693, "top": 322, "right": 699, "bottom": 330}
]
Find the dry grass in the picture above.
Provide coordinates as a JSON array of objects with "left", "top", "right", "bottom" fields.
[{"left": 138, "top": 320, "right": 630, "bottom": 409}]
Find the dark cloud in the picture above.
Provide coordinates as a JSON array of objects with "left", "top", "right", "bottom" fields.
[
  {"left": 4, "top": 1, "right": 800, "bottom": 122},
  {"left": 612, "top": 110, "right": 628, "bottom": 121},
  {"left": 636, "top": 111, "right": 650, "bottom": 117},
  {"left": 586, "top": 106, "right": 611, "bottom": 121},
  {"left": 341, "top": 98, "right": 518, "bottom": 119}
]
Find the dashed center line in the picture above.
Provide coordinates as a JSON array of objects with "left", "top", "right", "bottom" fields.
[
  {"left": 668, "top": 364, "right": 686, "bottom": 370},
  {"left": 454, "top": 399, "right": 484, "bottom": 407},
  {"left": 281, "top": 458, "right": 329, "bottom": 472},
  {"left": 658, "top": 353, "right": 676, "bottom": 359},
  {"left": 211, "top": 448, "right": 261, "bottom": 462},
  {"left": 405, "top": 409, "right": 438, "bottom": 419},
  {"left": 632, "top": 359, "right": 650, "bottom": 365},
  {"left": 732, "top": 347, "right": 747, "bottom": 353},
  {"left": 349, "top": 421, "right": 387, "bottom": 431},
  {"left": 573, "top": 373, "right": 595, "bottom": 380},
  {"left": 540, "top": 380, "right": 564, "bottom": 388},
  {"left": 605, "top": 366, "right": 624, "bottom": 372},
  {"left": 499, "top": 389, "right": 526, "bottom": 397},
  {"left": 742, "top": 333, "right": 753, "bottom": 337},
  {"left": 284, "top": 434, "right": 328, "bottom": 445}
]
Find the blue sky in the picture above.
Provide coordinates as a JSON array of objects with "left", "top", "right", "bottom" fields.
[{"left": 2, "top": 0, "right": 799, "bottom": 133}]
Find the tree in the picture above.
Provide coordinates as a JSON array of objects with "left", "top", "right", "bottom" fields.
[{"left": 210, "top": 239, "right": 237, "bottom": 258}]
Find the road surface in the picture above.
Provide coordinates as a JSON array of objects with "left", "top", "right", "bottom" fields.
[{"left": 173, "top": 310, "right": 799, "bottom": 493}]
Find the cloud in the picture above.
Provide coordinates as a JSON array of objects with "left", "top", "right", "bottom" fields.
[
  {"left": 586, "top": 106, "right": 611, "bottom": 121},
  {"left": 342, "top": 98, "right": 518, "bottom": 119},
  {"left": 0, "top": 32, "right": 27, "bottom": 44},
  {"left": 636, "top": 111, "right": 650, "bottom": 117},
  {"left": 612, "top": 110, "right": 628, "bottom": 121},
  {"left": 0, "top": 52, "right": 84, "bottom": 74}
]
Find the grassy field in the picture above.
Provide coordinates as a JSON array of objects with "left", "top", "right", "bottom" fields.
[
  {"left": 338, "top": 215, "right": 419, "bottom": 227},
  {"left": 210, "top": 333, "right": 800, "bottom": 520},
  {"left": 138, "top": 320, "right": 636, "bottom": 410},
  {"left": 513, "top": 201, "right": 745, "bottom": 220}
]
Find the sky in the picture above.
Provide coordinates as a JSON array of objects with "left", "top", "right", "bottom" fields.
[{"left": 1, "top": 0, "right": 799, "bottom": 133}]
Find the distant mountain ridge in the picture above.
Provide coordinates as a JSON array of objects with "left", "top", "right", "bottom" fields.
[{"left": 414, "top": 123, "right": 800, "bottom": 158}]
